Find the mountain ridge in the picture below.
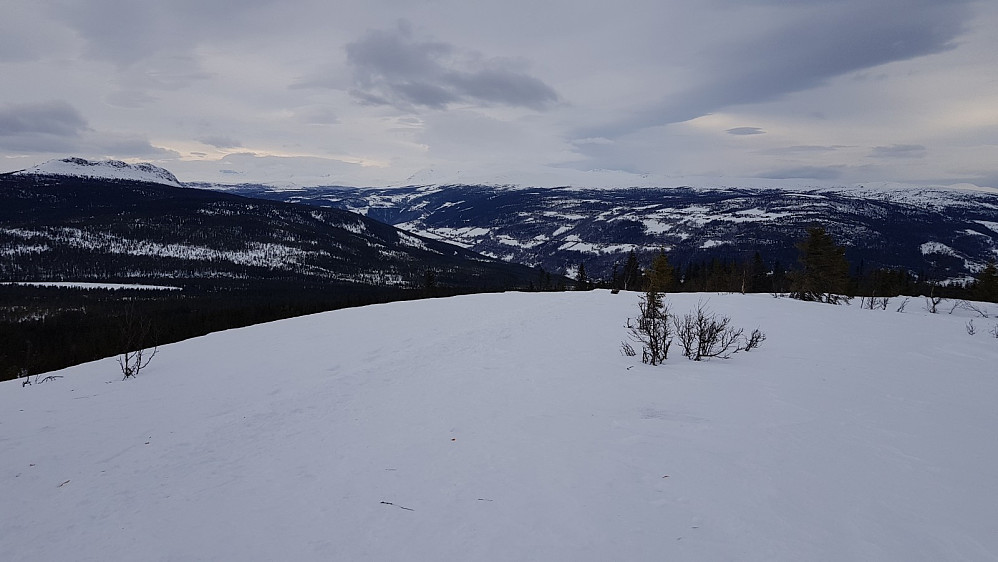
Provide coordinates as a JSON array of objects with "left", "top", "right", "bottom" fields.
[
  {"left": 12, "top": 157, "right": 182, "bottom": 187},
  {"left": 197, "top": 182, "right": 998, "bottom": 282},
  {"left": 0, "top": 173, "right": 539, "bottom": 290}
]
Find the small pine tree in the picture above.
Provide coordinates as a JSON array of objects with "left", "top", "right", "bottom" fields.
[
  {"left": 623, "top": 250, "right": 641, "bottom": 291},
  {"left": 625, "top": 289, "right": 671, "bottom": 365},
  {"left": 790, "top": 227, "right": 852, "bottom": 304},
  {"left": 610, "top": 262, "right": 621, "bottom": 292},
  {"left": 422, "top": 269, "right": 437, "bottom": 297},
  {"left": 972, "top": 262, "right": 998, "bottom": 303},
  {"left": 646, "top": 250, "right": 674, "bottom": 293},
  {"left": 576, "top": 262, "right": 590, "bottom": 290},
  {"left": 747, "top": 251, "right": 768, "bottom": 293}
]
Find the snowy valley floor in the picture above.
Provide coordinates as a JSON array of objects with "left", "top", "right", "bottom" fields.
[{"left": 2, "top": 291, "right": 997, "bottom": 561}]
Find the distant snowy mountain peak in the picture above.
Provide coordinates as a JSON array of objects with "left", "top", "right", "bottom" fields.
[{"left": 16, "top": 157, "right": 182, "bottom": 187}]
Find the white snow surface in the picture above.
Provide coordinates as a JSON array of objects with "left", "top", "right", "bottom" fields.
[
  {"left": 14, "top": 157, "right": 182, "bottom": 187},
  {"left": 2, "top": 292, "right": 997, "bottom": 561}
]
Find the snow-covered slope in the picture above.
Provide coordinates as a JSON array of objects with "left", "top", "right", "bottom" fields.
[
  {"left": 207, "top": 183, "right": 998, "bottom": 280},
  {"left": 2, "top": 292, "right": 997, "bottom": 560},
  {"left": 13, "top": 157, "right": 182, "bottom": 187}
]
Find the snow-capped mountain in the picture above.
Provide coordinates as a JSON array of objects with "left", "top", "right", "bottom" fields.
[
  {"left": 12, "top": 157, "right": 183, "bottom": 188},
  {"left": 197, "top": 183, "right": 998, "bottom": 282}
]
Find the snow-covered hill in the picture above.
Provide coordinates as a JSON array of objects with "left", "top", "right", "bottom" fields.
[
  {"left": 2, "top": 292, "right": 997, "bottom": 560},
  {"left": 13, "top": 157, "right": 182, "bottom": 187},
  {"left": 205, "top": 183, "right": 998, "bottom": 281},
  {"left": 0, "top": 173, "right": 539, "bottom": 289}
]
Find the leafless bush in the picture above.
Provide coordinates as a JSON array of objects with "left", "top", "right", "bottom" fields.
[
  {"left": 859, "top": 296, "right": 891, "bottom": 310},
  {"left": 118, "top": 347, "right": 157, "bottom": 380},
  {"left": 895, "top": 297, "right": 910, "bottom": 313},
  {"left": 925, "top": 294, "right": 943, "bottom": 314},
  {"left": 743, "top": 329, "right": 767, "bottom": 351},
  {"left": 620, "top": 341, "right": 637, "bottom": 357},
  {"left": 862, "top": 295, "right": 889, "bottom": 310},
  {"left": 966, "top": 320, "right": 976, "bottom": 336},
  {"left": 20, "top": 369, "right": 63, "bottom": 386},
  {"left": 117, "top": 308, "right": 158, "bottom": 380},
  {"left": 991, "top": 324, "right": 998, "bottom": 339},
  {"left": 952, "top": 300, "right": 990, "bottom": 318},
  {"left": 673, "top": 300, "right": 747, "bottom": 361}
]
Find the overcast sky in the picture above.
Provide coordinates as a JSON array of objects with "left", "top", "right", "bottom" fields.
[{"left": 2, "top": 0, "right": 997, "bottom": 188}]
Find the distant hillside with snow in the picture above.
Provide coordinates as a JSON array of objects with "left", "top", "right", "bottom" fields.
[
  {"left": 205, "top": 183, "right": 998, "bottom": 282},
  {"left": 2, "top": 291, "right": 997, "bottom": 560},
  {"left": 0, "top": 172, "right": 539, "bottom": 290},
  {"left": 12, "top": 157, "right": 183, "bottom": 187}
]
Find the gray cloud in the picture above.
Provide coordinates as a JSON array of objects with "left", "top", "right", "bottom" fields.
[
  {"left": 105, "top": 90, "right": 160, "bottom": 109},
  {"left": 0, "top": 101, "right": 89, "bottom": 152},
  {"left": 197, "top": 135, "right": 244, "bottom": 149},
  {"left": 759, "top": 145, "right": 846, "bottom": 155},
  {"left": 48, "top": 0, "right": 277, "bottom": 66},
  {"left": 0, "top": 100, "right": 179, "bottom": 159},
  {"left": 0, "top": 101, "right": 88, "bottom": 136},
  {"left": 294, "top": 106, "right": 340, "bottom": 126},
  {"left": 0, "top": 1, "right": 73, "bottom": 62},
  {"left": 970, "top": 174, "right": 998, "bottom": 190},
  {"left": 927, "top": 172, "right": 998, "bottom": 189},
  {"left": 338, "top": 21, "right": 559, "bottom": 111},
  {"left": 93, "top": 135, "right": 181, "bottom": 159},
  {"left": 758, "top": 165, "right": 845, "bottom": 180},
  {"left": 583, "top": 0, "right": 973, "bottom": 138},
  {"left": 726, "top": 127, "right": 766, "bottom": 136},
  {"left": 869, "top": 144, "right": 927, "bottom": 158}
]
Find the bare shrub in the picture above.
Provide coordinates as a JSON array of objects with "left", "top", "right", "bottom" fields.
[
  {"left": 895, "top": 297, "right": 910, "bottom": 313},
  {"left": 743, "top": 329, "right": 767, "bottom": 351},
  {"left": 673, "top": 300, "right": 746, "bottom": 361},
  {"left": 862, "top": 295, "right": 889, "bottom": 310},
  {"left": 20, "top": 369, "right": 63, "bottom": 386},
  {"left": 966, "top": 320, "right": 976, "bottom": 336},
  {"left": 620, "top": 341, "right": 637, "bottom": 357},
  {"left": 953, "top": 300, "right": 990, "bottom": 318},
  {"left": 117, "top": 308, "right": 158, "bottom": 380},
  {"left": 925, "top": 284, "right": 944, "bottom": 314}
]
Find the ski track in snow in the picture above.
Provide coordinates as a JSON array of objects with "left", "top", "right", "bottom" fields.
[{"left": 1, "top": 292, "right": 997, "bottom": 561}]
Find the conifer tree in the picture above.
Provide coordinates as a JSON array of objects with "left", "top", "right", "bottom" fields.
[
  {"left": 575, "top": 262, "right": 590, "bottom": 291},
  {"left": 647, "top": 250, "right": 674, "bottom": 293},
  {"left": 790, "top": 227, "right": 852, "bottom": 304},
  {"left": 622, "top": 250, "right": 641, "bottom": 291},
  {"left": 747, "top": 251, "right": 768, "bottom": 293},
  {"left": 972, "top": 262, "right": 998, "bottom": 303}
]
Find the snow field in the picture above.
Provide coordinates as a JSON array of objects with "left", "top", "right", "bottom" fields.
[{"left": 1, "top": 291, "right": 997, "bottom": 561}]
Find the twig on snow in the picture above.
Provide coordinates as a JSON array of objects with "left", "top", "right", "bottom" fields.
[{"left": 380, "top": 501, "right": 414, "bottom": 511}]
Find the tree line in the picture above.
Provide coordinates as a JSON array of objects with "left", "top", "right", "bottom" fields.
[{"left": 567, "top": 227, "right": 998, "bottom": 304}]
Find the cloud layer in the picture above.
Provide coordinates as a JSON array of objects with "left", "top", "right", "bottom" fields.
[
  {"left": 0, "top": 0, "right": 995, "bottom": 188},
  {"left": 333, "top": 21, "right": 558, "bottom": 111},
  {"left": 0, "top": 101, "right": 88, "bottom": 152}
]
